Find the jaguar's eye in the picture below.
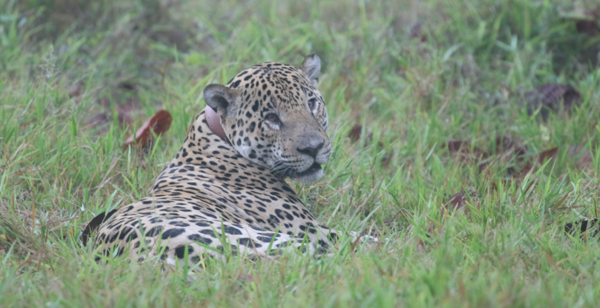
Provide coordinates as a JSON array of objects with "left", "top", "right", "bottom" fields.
[
  {"left": 307, "top": 99, "right": 317, "bottom": 112},
  {"left": 265, "top": 113, "right": 280, "bottom": 123}
]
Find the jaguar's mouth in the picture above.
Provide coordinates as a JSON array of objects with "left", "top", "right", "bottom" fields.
[
  {"left": 292, "top": 163, "right": 323, "bottom": 184},
  {"left": 273, "top": 162, "right": 324, "bottom": 184},
  {"left": 295, "top": 163, "right": 322, "bottom": 177}
]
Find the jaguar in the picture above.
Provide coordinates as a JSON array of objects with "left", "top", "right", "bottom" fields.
[{"left": 87, "top": 54, "right": 343, "bottom": 264}]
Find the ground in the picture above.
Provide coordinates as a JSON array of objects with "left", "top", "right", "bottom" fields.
[{"left": 1, "top": 0, "right": 600, "bottom": 307}]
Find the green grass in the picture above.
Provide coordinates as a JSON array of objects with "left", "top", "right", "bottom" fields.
[{"left": 2, "top": 0, "right": 600, "bottom": 306}]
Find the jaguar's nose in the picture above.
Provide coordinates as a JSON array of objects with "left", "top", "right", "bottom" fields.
[{"left": 297, "top": 142, "right": 324, "bottom": 159}]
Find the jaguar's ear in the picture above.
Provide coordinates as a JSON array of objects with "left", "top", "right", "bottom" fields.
[
  {"left": 203, "top": 84, "right": 242, "bottom": 118},
  {"left": 301, "top": 54, "right": 321, "bottom": 87}
]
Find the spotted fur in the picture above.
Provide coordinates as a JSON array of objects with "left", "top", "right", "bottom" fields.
[{"left": 94, "top": 55, "right": 339, "bottom": 263}]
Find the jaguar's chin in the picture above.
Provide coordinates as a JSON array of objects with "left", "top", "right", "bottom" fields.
[{"left": 292, "top": 163, "right": 324, "bottom": 184}]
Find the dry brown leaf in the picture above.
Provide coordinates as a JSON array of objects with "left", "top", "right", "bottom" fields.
[
  {"left": 495, "top": 135, "right": 527, "bottom": 157},
  {"left": 563, "top": 9, "right": 600, "bottom": 36},
  {"left": 416, "top": 238, "right": 426, "bottom": 252},
  {"left": 444, "top": 140, "right": 488, "bottom": 163},
  {"left": 444, "top": 191, "right": 469, "bottom": 213},
  {"left": 509, "top": 147, "right": 559, "bottom": 179},
  {"left": 512, "top": 162, "right": 535, "bottom": 180},
  {"left": 347, "top": 123, "right": 386, "bottom": 152},
  {"left": 85, "top": 98, "right": 141, "bottom": 134},
  {"left": 524, "top": 84, "right": 581, "bottom": 120},
  {"left": 118, "top": 82, "right": 137, "bottom": 91},
  {"left": 116, "top": 105, "right": 136, "bottom": 126},
  {"left": 410, "top": 22, "right": 428, "bottom": 42},
  {"left": 381, "top": 155, "right": 391, "bottom": 168},
  {"left": 237, "top": 274, "right": 254, "bottom": 282},
  {"left": 348, "top": 124, "right": 375, "bottom": 145},
  {"left": 123, "top": 109, "right": 173, "bottom": 150},
  {"left": 443, "top": 190, "right": 479, "bottom": 214},
  {"left": 83, "top": 113, "right": 110, "bottom": 132},
  {"left": 426, "top": 190, "right": 479, "bottom": 237},
  {"left": 348, "top": 124, "right": 363, "bottom": 143},
  {"left": 480, "top": 136, "right": 528, "bottom": 175},
  {"left": 539, "top": 147, "right": 560, "bottom": 163},
  {"left": 564, "top": 218, "right": 599, "bottom": 239},
  {"left": 68, "top": 83, "right": 83, "bottom": 99},
  {"left": 538, "top": 146, "right": 592, "bottom": 168},
  {"left": 567, "top": 146, "right": 593, "bottom": 168},
  {"left": 444, "top": 140, "right": 490, "bottom": 174},
  {"left": 577, "top": 18, "right": 600, "bottom": 36},
  {"left": 98, "top": 98, "right": 140, "bottom": 127},
  {"left": 512, "top": 145, "right": 592, "bottom": 180}
]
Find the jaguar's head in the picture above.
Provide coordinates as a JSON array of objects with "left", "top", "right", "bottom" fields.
[{"left": 203, "top": 54, "right": 331, "bottom": 184}]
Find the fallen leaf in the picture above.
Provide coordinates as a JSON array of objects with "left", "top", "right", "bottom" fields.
[
  {"left": 444, "top": 140, "right": 488, "bottom": 163},
  {"left": 118, "top": 82, "right": 137, "bottom": 91},
  {"left": 539, "top": 147, "right": 560, "bottom": 163},
  {"left": 562, "top": 9, "right": 600, "bottom": 36},
  {"left": 98, "top": 98, "right": 140, "bottom": 127},
  {"left": 538, "top": 146, "right": 593, "bottom": 167},
  {"left": 68, "top": 83, "right": 83, "bottom": 99},
  {"left": 348, "top": 124, "right": 375, "bottom": 145},
  {"left": 85, "top": 98, "right": 142, "bottom": 134},
  {"left": 444, "top": 140, "right": 490, "bottom": 173},
  {"left": 567, "top": 145, "right": 593, "bottom": 168},
  {"left": 410, "top": 22, "right": 428, "bottom": 42},
  {"left": 83, "top": 113, "right": 110, "bottom": 132},
  {"left": 237, "top": 274, "right": 254, "bottom": 282},
  {"left": 477, "top": 161, "right": 491, "bottom": 174},
  {"left": 495, "top": 135, "right": 527, "bottom": 157},
  {"left": 564, "top": 218, "right": 599, "bottom": 239},
  {"left": 512, "top": 162, "right": 535, "bottom": 180},
  {"left": 116, "top": 105, "right": 136, "bottom": 127},
  {"left": 416, "top": 238, "right": 426, "bottom": 252},
  {"left": 348, "top": 124, "right": 363, "bottom": 143},
  {"left": 348, "top": 123, "right": 385, "bottom": 150},
  {"left": 479, "top": 136, "right": 528, "bottom": 174},
  {"left": 427, "top": 189, "right": 479, "bottom": 236},
  {"left": 513, "top": 145, "right": 592, "bottom": 180},
  {"left": 123, "top": 109, "right": 173, "bottom": 150},
  {"left": 443, "top": 189, "right": 479, "bottom": 214},
  {"left": 381, "top": 155, "right": 391, "bottom": 168},
  {"left": 150, "top": 28, "right": 191, "bottom": 52},
  {"left": 524, "top": 84, "right": 581, "bottom": 120},
  {"left": 510, "top": 147, "right": 558, "bottom": 180},
  {"left": 577, "top": 19, "right": 600, "bottom": 36}
]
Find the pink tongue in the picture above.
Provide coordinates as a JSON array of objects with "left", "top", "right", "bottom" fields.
[{"left": 205, "top": 106, "right": 229, "bottom": 144}]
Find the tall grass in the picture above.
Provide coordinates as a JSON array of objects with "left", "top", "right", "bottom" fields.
[{"left": 1, "top": 0, "right": 600, "bottom": 306}]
